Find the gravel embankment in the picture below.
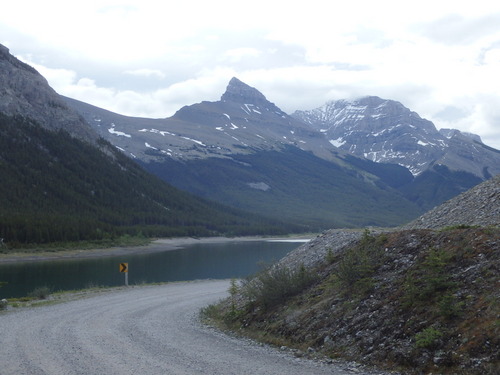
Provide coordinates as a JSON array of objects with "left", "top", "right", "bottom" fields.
[
  {"left": 277, "top": 229, "right": 363, "bottom": 270},
  {"left": 0, "top": 280, "right": 381, "bottom": 375},
  {"left": 402, "top": 174, "right": 500, "bottom": 229}
]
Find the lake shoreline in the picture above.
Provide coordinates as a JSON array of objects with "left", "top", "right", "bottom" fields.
[{"left": 0, "top": 236, "right": 312, "bottom": 264}]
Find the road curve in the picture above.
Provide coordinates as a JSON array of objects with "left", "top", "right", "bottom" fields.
[{"left": 0, "top": 280, "right": 376, "bottom": 375}]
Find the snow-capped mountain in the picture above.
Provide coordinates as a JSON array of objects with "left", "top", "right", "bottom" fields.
[
  {"left": 65, "top": 77, "right": 499, "bottom": 225},
  {"left": 292, "top": 96, "right": 500, "bottom": 179},
  {"left": 65, "top": 79, "right": 425, "bottom": 228}
]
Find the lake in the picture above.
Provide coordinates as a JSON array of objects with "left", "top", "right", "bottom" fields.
[{"left": 0, "top": 239, "right": 306, "bottom": 299}]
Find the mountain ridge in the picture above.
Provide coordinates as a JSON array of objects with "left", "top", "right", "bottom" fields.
[
  {"left": 64, "top": 77, "right": 500, "bottom": 222},
  {"left": 292, "top": 96, "right": 500, "bottom": 179},
  {"left": 65, "top": 78, "right": 428, "bottom": 228}
]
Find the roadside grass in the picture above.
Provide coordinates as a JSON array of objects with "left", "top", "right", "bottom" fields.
[
  {"left": 0, "top": 234, "right": 151, "bottom": 254},
  {"left": 2, "top": 280, "right": 201, "bottom": 311}
]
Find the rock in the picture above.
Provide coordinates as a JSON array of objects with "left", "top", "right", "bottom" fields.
[
  {"left": 0, "top": 43, "right": 98, "bottom": 143},
  {"left": 277, "top": 229, "right": 363, "bottom": 270}
]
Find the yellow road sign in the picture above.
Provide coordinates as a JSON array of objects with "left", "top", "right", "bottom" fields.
[{"left": 119, "top": 263, "right": 128, "bottom": 273}]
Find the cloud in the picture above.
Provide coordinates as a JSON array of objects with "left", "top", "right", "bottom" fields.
[
  {"left": 124, "top": 69, "right": 166, "bottom": 79},
  {"left": 419, "top": 13, "right": 500, "bottom": 45},
  {"left": 2, "top": 0, "right": 500, "bottom": 149},
  {"left": 223, "top": 48, "right": 262, "bottom": 63}
]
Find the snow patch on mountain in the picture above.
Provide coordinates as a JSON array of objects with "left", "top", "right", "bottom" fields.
[
  {"left": 139, "top": 128, "right": 175, "bottom": 137},
  {"left": 329, "top": 138, "right": 345, "bottom": 147},
  {"left": 247, "top": 182, "right": 271, "bottom": 191},
  {"left": 180, "top": 137, "right": 206, "bottom": 146},
  {"left": 108, "top": 124, "right": 131, "bottom": 138}
]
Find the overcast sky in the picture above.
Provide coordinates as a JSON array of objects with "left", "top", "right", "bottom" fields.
[{"left": 2, "top": 0, "right": 500, "bottom": 148}]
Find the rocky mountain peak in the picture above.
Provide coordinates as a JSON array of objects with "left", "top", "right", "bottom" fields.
[
  {"left": 221, "top": 77, "right": 271, "bottom": 107},
  {"left": 0, "top": 44, "right": 40, "bottom": 77},
  {"left": 0, "top": 43, "right": 97, "bottom": 144},
  {"left": 440, "top": 128, "right": 483, "bottom": 143},
  {"left": 293, "top": 96, "right": 500, "bottom": 178}
]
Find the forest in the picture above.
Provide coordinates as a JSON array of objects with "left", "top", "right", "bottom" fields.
[{"left": 0, "top": 114, "right": 303, "bottom": 248}]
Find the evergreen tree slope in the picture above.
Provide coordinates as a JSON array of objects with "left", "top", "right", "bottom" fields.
[
  {"left": 0, "top": 114, "right": 300, "bottom": 246},
  {"left": 141, "top": 146, "right": 423, "bottom": 229}
]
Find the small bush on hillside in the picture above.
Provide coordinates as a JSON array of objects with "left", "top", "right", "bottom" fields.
[
  {"left": 415, "top": 326, "right": 443, "bottom": 349},
  {"left": 335, "top": 229, "right": 386, "bottom": 295},
  {"left": 242, "top": 264, "right": 318, "bottom": 310},
  {"left": 402, "top": 247, "right": 456, "bottom": 307}
]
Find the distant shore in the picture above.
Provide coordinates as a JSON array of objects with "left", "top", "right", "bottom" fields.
[{"left": 0, "top": 236, "right": 312, "bottom": 264}]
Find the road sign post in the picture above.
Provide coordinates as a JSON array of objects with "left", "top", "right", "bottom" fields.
[{"left": 119, "top": 263, "right": 129, "bottom": 286}]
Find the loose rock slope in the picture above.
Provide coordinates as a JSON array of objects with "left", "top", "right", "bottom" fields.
[{"left": 402, "top": 174, "right": 500, "bottom": 229}]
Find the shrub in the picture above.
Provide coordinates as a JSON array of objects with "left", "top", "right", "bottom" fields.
[
  {"left": 415, "top": 326, "right": 443, "bottom": 349},
  {"left": 228, "top": 278, "right": 240, "bottom": 312},
  {"left": 335, "top": 229, "right": 386, "bottom": 294},
  {"left": 28, "top": 286, "right": 51, "bottom": 300},
  {"left": 438, "top": 294, "right": 464, "bottom": 320},
  {"left": 242, "top": 264, "right": 318, "bottom": 310},
  {"left": 402, "top": 247, "right": 456, "bottom": 307}
]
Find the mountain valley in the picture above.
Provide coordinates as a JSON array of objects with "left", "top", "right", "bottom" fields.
[
  {"left": 64, "top": 77, "right": 500, "bottom": 226},
  {"left": 0, "top": 45, "right": 298, "bottom": 247},
  {"left": 2, "top": 41, "right": 499, "bottom": 245}
]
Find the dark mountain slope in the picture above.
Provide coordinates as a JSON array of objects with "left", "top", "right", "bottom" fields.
[
  {"left": 293, "top": 96, "right": 500, "bottom": 210},
  {"left": 141, "top": 146, "right": 421, "bottom": 229},
  {"left": 0, "top": 114, "right": 300, "bottom": 246},
  {"left": 403, "top": 173, "right": 500, "bottom": 229}
]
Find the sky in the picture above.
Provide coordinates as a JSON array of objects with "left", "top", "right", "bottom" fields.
[{"left": 1, "top": 0, "right": 500, "bottom": 149}]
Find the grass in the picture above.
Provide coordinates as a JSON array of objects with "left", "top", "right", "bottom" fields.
[
  {"left": 0, "top": 234, "right": 152, "bottom": 254},
  {"left": 2, "top": 280, "right": 201, "bottom": 311}
]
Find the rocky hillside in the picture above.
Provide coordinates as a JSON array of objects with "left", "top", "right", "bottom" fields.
[
  {"left": 403, "top": 174, "right": 500, "bottom": 229},
  {"left": 0, "top": 44, "right": 97, "bottom": 143},
  {"left": 206, "top": 177, "right": 500, "bottom": 374}
]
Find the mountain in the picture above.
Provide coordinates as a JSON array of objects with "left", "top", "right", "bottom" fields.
[
  {"left": 292, "top": 96, "right": 500, "bottom": 210},
  {"left": 64, "top": 77, "right": 338, "bottom": 163},
  {"left": 0, "top": 45, "right": 298, "bottom": 247},
  {"left": 65, "top": 78, "right": 423, "bottom": 229},
  {"left": 292, "top": 96, "right": 500, "bottom": 179},
  {"left": 0, "top": 44, "right": 97, "bottom": 143}
]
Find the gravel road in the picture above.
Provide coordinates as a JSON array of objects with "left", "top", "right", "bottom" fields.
[{"left": 0, "top": 280, "right": 383, "bottom": 375}]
